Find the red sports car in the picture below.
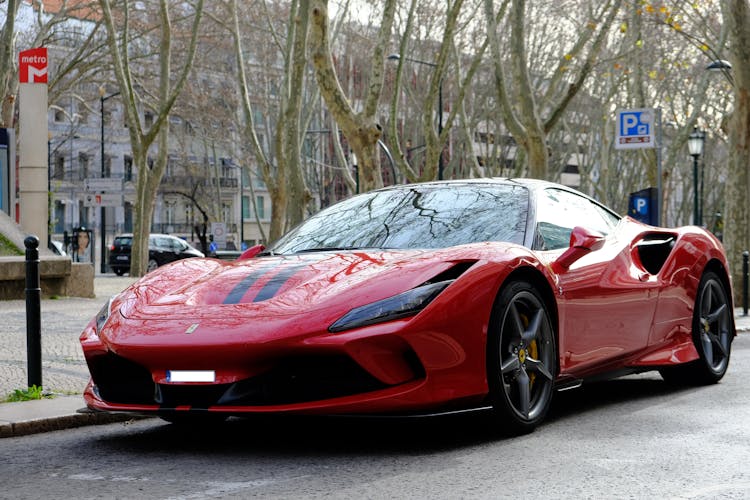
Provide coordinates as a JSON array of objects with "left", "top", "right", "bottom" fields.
[{"left": 80, "top": 179, "right": 735, "bottom": 433}]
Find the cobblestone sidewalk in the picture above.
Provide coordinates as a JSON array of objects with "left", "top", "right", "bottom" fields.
[{"left": 0, "top": 276, "right": 137, "bottom": 398}]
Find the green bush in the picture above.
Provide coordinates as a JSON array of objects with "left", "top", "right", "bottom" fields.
[{"left": 4, "top": 385, "right": 52, "bottom": 402}]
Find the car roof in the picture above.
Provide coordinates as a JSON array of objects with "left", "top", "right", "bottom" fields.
[{"left": 115, "top": 233, "right": 176, "bottom": 238}]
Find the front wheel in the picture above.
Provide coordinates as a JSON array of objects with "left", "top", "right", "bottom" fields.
[
  {"left": 487, "top": 280, "right": 556, "bottom": 435},
  {"left": 147, "top": 259, "right": 159, "bottom": 272},
  {"left": 660, "top": 271, "right": 733, "bottom": 385}
]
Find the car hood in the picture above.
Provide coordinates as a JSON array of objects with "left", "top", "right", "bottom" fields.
[{"left": 116, "top": 248, "right": 488, "bottom": 322}]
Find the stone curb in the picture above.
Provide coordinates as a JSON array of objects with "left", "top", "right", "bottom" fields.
[{"left": 0, "top": 411, "right": 142, "bottom": 438}]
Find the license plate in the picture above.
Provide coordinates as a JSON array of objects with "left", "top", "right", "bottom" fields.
[
  {"left": 167, "top": 370, "right": 215, "bottom": 383},
  {"left": 116, "top": 255, "right": 128, "bottom": 261}
]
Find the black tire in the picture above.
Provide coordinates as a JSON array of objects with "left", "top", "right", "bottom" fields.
[
  {"left": 147, "top": 259, "right": 159, "bottom": 272},
  {"left": 487, "top": 280, "right": 556, "bottom": 435},
  {"left": 660, "top": 271, "right": 733, "bottom": 385},
  {"left": 114, "top": 268, "right": 125, "bottom": 276}
]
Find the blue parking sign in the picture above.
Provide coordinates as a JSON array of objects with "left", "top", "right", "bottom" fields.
[{"left": 615, "top": 108, "right": 655, "bottom": 150}]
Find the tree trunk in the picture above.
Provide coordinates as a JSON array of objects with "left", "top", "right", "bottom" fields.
[
  {"left": 1, "top": 0, "right": 21, "bottom": 127},
  {"left": 724, "top": 0, "right": 750, "bottom": 301},
  {"left": 308, "top": 0, "right": 396, "bottom": 193}
]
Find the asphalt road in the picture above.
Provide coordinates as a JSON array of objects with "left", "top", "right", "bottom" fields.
[{"left": 1, "top": 334, "right": 748, "bottom": 499}]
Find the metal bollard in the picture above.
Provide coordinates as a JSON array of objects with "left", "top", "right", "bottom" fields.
[
  {"left": 25, "top": 235, "right": 42, "bottom": 388},
  {"left": 744, "top": 251, "right": 749, "bottom": 317}
]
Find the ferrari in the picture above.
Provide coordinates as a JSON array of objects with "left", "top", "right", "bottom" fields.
[{"left": 80, "top": 179, "right": 735, "bottom": 433}]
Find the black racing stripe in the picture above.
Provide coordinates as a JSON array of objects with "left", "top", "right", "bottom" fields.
[
  {"left": 223, "top": 264, "right": 278, "bottom": 304},
  {"left": 253, "top": 264, "right": 307, "bottom": 302}
]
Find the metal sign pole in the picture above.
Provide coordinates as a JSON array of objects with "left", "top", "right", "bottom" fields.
[{"left": 656, "top": 108, "right": 663, "bottom": 226}]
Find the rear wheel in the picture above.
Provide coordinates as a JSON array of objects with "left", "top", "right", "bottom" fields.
[
  {"left": 660, "top": 271, "right": 732, "bottom": 385},
  {"left": 147, "top": 259, "right": 159, "bottom": 272},
  {"left": 114, "top": 268, "right": 125, "bottom": 276},
  {"left": 487, "top": 280, "right": 556, "bottom": 435}
]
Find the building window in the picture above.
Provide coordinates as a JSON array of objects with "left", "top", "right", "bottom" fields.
[
  {"left": 54, "top": 154, "right": 65, "bottom": 180},
  {"left": 144, "top": 111, "right": 154, "bottom": 128},
  {"left": 79, "top": 200, "right": 88, "bottom": 227},
  {"left": 222, "top": 203, "right": 231, "bottom": 224},
  {"left": 103, "top": 154, "right": 112, "bottom": 177},
  {"left": 124, "top": 202, "right": 133, "bottom": 232},
  {"left": 79, "top": 152, "right": 89, "bottom": 180},
  {"left": 102, "top": 110, "right": 112, "bottom": 127},
  {"left": 242, "top": 195, "right": 250, "bottom": 220},
  {"left": 256, "top": 196, "right": 265, "bottom": 220},
  {"left": 165, "top": 203, "right": 174, "bottom": 225},
  {"left": 54, "top": 108, "right": 65, "bottom": 122},
  {"left": 53, "top": 200, "right": 65, "bottom": 233},
  {"left": 124, "top": 156, "right": 133, "bottom": 181}
]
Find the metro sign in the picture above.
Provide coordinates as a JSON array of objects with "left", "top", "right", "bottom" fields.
[{"left": 19, "top": 48, "right": 48, "bottom": 84}]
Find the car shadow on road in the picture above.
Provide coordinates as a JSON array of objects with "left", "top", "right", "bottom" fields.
[
  {"left": 545, "top": 375, "right": 697, "bottom": 425},
  {"left": 91, "top": 374, "right": 700, "bottom": 456}
]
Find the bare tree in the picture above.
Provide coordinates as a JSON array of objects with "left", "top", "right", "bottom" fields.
[
  {"left": 308, "top": 0, "right": 397, "bottom": 193},
  {"left": 484, "top": 0, "right": 622, "bottom": 179},
  {"left": 0, "top": 0, "right": 22, "bottom": 127},
  {"left": 722, "top": 0, "right": 750, "bottom": 298},
  {"left": 99, "top": 0, "right": 204, "bottom": 276},
  {"left": 1, "top": 0, "right": 107, "bottom": 128}
]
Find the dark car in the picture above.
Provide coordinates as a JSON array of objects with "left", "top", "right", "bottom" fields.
[{"left": 108, "top": 233, "right": 204, "bottom": 275}]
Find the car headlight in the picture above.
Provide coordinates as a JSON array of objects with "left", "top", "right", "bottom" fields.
[
  {"left": 95, "top": 297, "right": 113, "bottom": 334},
  {"left": 329, "top": 280, "right": 453, "bottom": 333}
]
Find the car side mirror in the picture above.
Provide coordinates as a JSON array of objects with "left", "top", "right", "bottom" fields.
[
  {"left": 238, "top": 244, "right": 265, "bottom": 260},
  {"left": 551, "top": 226, "right": 605, "bottom": 273}
]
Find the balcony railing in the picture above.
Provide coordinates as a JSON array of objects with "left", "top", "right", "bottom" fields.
[
  {"left": 160, "top": 175, "right": 239, "bottom": 189},
  {"left": 151, "top": 222, "right": 238, "bottom": 235}
]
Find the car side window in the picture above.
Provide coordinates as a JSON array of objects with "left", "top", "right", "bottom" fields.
[
  {"left": 152, "top": 237, "right": 169, "bottom": 250},
  {"left": 535, "top": 189, "right": 617, "bottom": 250}
]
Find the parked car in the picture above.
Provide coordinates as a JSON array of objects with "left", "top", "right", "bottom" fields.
[
  {"left": 82, "top": 179, "right": 734, "bottom": 433},
  {"left": 108, "top": 233, "right": 204, "bottom": 276}
]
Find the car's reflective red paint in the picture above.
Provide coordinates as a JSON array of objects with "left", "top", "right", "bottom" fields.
[{"left": 79, "top": 180, "right": 734, "bottom": 425}]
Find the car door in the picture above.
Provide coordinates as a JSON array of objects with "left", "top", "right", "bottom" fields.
[
  {"left": 535, "top": 188, "right": 659, "bottom": 376},
  {"left": 150, "top": 236, "right": 171, "bottom": 266}
]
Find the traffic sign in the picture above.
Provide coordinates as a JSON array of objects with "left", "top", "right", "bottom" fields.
[
  {"left": 83, "top": 177, "right": 122, "bottom": 192},
  {"left": 615, "top": 108, "right": 656, "bottom": 150},
  {"left": 83, "top": 193, "right": 123, "bottom": 207}
]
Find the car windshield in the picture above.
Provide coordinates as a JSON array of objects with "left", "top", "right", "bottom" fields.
[{"left": 270, "top": 183, "right": 529, "bottom": 254}]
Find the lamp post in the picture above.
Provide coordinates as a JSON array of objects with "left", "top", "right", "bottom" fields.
[
  {"left": 225, "top": 162, "right": 245, "bottom": 247},
  {"left": 688, "top": 126, "right": 705, "bottom": 226},
  {"left": 387, "top": 54, "right": 444, "bottom": 180},
  {"left": 237, "top": 164, "right": 244, "bottom": 247},
  {"left": 100, "top": 88, "right": 120, "bottom": 274},
  {"left": 351, "top": 152, "right": 359, "bottom": 194}
]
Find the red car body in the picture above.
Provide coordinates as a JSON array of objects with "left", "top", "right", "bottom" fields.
[{"left": 80, "top": 179, "right": 734, "bottom": 431}]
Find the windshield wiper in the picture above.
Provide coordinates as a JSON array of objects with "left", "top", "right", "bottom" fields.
[{"left": 293, "top": 246, "right": 364, "bottom": 254}]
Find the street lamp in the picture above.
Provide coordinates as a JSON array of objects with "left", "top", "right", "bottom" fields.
[
  {"left": 707, "top": 59, "right": 734, "bottom": 87},
  {"left": 236, "top": 164, "right": 244, "bottom": 247},
  {"left": 387, "top": 53, "right": 444, "bottom": 180},
  {"left": 688, "top": 126, "right": 705, "bottom": 226},
  {"left": 223, "top": 161, "right": 245, "bottom": 248},
  {"left": 100, "top": 88, "right": 120, "bottom": 274},
  {"left": 351, "top": 152, "right": 358, "bottom": 194}
]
